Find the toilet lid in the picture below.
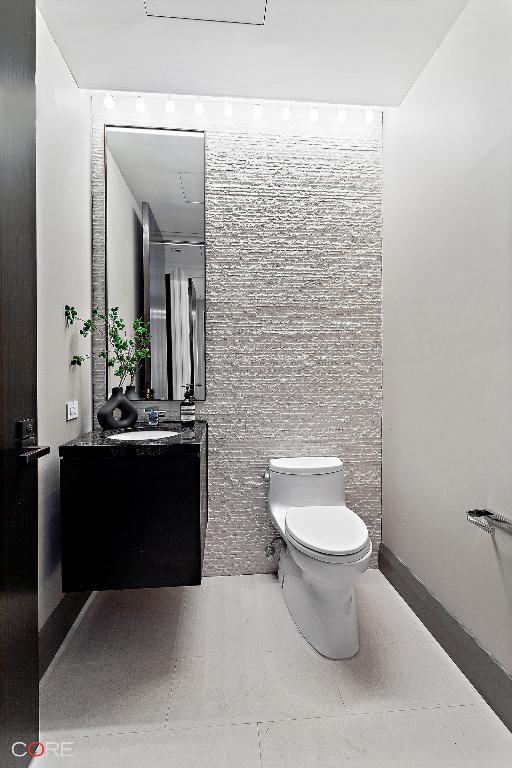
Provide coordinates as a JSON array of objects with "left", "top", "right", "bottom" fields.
[
  {"left": 269, "top": 457, "right": 342, "bottom": 475},
  {"left": 285, "top": 505, "right": 369, "bottom": 556}
]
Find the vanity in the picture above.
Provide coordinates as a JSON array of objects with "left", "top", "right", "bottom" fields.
[
  {"left": 59, "top": 423, "right": 208, "bottom": 591},
  {"left": 59, "top": 126, "right": 209, "bottom": 593}
]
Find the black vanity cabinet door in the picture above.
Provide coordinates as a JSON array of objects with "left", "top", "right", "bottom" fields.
[{"left": 61, "top": 450, "right": 207, "bottom": 591}]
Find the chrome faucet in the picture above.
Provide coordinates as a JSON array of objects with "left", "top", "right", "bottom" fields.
[{"left": 144, "top": 407, "right": 165, "bottom": 426}]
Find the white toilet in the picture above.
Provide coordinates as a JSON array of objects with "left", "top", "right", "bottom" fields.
[{"left": 267, "top": 456, "right": 371, "bottom": 659}]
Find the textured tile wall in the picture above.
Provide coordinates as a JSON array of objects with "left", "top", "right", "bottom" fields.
[{"left": 91, "top": 95, "right": 382, "bottom": 573}]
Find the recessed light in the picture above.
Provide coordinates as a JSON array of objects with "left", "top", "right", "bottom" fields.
[{"left": 337, "top": 107, "right": 347, "bottom": 123}]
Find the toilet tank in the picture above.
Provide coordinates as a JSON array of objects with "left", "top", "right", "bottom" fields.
[{"left": 268, "top": 457, "right": 346, "bottom": 507}]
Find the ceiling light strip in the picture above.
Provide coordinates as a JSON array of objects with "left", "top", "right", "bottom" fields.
[{"left": 100, "top": 91, "right": 381, "bottom": 129}]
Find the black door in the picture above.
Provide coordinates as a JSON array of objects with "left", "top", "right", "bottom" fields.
[{"left": 0, "top": 1, "right": 39, "bottom": 766}]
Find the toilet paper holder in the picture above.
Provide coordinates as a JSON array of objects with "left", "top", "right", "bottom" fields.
[{"left": 466, "top": 509, "right": 512, "bottom": 536}]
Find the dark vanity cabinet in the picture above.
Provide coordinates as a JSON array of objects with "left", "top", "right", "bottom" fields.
[{"left": 59, "top": 423, "right": 207, "bottom": 591}]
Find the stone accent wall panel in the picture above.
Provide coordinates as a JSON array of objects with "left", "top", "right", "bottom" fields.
[{"left": 91, "top": 96, "right": 382, "bottom": 573}]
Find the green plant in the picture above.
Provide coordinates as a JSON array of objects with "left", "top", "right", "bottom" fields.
[{"left": 65, "top": 304, "right": 150, "bottom": 387}]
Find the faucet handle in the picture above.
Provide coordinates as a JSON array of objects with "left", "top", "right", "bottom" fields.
[{"left": 144, "top": 407, "right": 159, "bottom": 425}]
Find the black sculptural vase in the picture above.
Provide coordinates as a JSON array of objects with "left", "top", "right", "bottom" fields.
[
  {"left": 97, "top": 387, "right": 138, "bottom": 430},
  {"left": 124, "top": 385, "right": 139, "bottom": 401}
]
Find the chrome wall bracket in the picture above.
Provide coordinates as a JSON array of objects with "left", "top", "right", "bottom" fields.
[{"left": 466, "top": 509, "right": 512, "bottom": 536}]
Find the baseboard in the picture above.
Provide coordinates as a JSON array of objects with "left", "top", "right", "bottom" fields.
[
  {"left": 379, "top": 543, "right": 512, "bottom": 734},
  {"left": 38, "top": 592, "right": 91, "bottom": 679}
]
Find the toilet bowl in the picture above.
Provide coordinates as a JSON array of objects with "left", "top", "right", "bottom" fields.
[{"left": 267, "top": 456, "right": 371, "bottom": 659}]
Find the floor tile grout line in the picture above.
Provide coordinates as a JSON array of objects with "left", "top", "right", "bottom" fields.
[
  {"left": 256, "top": 722, "right": 264, "bottom": 768},
  {"left": 39, "top": 725, "right": 171, "bottom": 742},
  {"left": 43, "top": 720, "right": 268, "bottom": 741},
  {"left": 41, "top": 639, "right": 320, "bottom": 671},
  {"left": 39, "top": 703, "right": 485, "bottom": 745},
  {"left": 46, "top": 628, "right": 473, "bottom": 666},
  {"left": 163, "top": 652, "right": 182, "bottom": 725},
  {"left": 253, "top": 703, "right": 480, "bottom": 726},
  {"left": 43, "top": 703, "right": 484, "bottom": 743},
  {"left": 164, "top": 589, "right": 190, "bottom": 729},
  {"left": 434, "top": 703, "right": 477, "bottom": 710},
  {"left": 100, "top": 605, "right": 122, "bottom": 653},
  {"left": 40, "top": 724, "right": 151, "bottom": 739},
  {"left": 433, "top": 707, "right": 473, "bottom": 768},
  {"left": 164, "top": 657, "right": 179, "bottom": 729},
  {"left": 333, "top": 674, "right": 348, "bottom": 714}
]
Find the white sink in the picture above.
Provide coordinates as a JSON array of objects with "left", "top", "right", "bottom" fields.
[{"left": 107, "top": 430, "right": 179, "bottom": 442}]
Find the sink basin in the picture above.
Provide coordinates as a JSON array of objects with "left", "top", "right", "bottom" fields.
[{"left": 107, "top": 430, "right": 179, "bottom": 442}]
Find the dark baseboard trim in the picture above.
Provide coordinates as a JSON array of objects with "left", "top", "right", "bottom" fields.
[
  {"left": 379, "top": 543, "right": 512, "bottom": 734},
  {"left": 39, "top": 591, "right": 92, "bottom": 679}
]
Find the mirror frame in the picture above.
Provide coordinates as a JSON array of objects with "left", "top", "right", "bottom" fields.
[{"left": 102, "top": 124, "right": 207, "bottom": 404}]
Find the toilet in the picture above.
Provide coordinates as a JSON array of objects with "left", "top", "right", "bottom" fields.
[{"left": 267, "top": 456, "right": 371, "bottom": 659}]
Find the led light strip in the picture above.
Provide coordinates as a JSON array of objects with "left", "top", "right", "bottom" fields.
[{"left": 102, "top": 92, "right": 380, "bottom": 127}]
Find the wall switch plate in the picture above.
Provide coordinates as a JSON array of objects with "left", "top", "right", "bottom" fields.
[{"left": 66, "top": 401, "right": 79, "bottom": 421}]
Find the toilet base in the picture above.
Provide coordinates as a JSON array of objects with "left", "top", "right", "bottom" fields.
[{"left": 278, "top": 545, "right": 361, "bottom": 659}]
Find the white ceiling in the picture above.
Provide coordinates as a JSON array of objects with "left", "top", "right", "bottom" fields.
[
  {"left": 106, "top": 127, "right": 205, "bottom": 242},
  {"left": 37, "top": 0, "right": 467, "bottom": 107}
]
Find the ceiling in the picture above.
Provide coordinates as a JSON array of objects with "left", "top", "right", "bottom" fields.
[
  {"left": 38, "top": 0, "right": 467, "bottom": 107},
  {"left": 106, "top": 127, "right": 204, "bottom": 242}
]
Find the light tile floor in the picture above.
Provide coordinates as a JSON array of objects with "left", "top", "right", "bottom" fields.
[{"left": 39, "top": 569, "right": 512, "bottom": 767}]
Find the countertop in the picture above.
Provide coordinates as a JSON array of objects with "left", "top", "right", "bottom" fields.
[{"left": 59, "top": 421, "right": 207, "bottom": 458}]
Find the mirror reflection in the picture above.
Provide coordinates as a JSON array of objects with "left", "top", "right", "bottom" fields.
[{"left": 105, "top": 127, "right": 205, "bottom": 401}]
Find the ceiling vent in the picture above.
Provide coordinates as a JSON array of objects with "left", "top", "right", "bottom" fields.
[{"left": 144, "top": 0, "right": 267, "bottom": 25}]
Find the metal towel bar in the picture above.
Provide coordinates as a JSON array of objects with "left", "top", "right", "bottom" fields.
[{"left": 466, "top": 509, "right": 512, "bottom": 536}]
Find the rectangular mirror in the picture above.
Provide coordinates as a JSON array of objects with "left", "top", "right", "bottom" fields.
[{"left": 105, "top": 126, "right": 205, "bottom": 401}]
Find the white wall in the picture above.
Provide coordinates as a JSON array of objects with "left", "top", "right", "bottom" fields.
[
  {"left": 383, "top": 0, "right": 512, "bottom": 674},
  {"left": 105, "top": 148, "right": 142, "bottom": 392},
  {"left": 36, "top": 11, "right": 92, "bottom": 628}
]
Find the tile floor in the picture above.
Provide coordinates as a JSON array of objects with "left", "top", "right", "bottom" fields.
[{"left": 39, "top": 569, "right": 512, "bottom": 767}]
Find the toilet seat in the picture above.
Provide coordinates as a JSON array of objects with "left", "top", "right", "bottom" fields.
[
  {"left": 286, "top": 534, "right": 372, "bottom": 564},
  {"left": 285, "top": 505, "right": 370, "bottom": 563}
]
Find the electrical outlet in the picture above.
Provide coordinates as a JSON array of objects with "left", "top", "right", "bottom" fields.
[{"left": 66, "top": 401, "right": 79, "bottom": 421}]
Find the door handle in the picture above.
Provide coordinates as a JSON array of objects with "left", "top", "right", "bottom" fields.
[{"left": 20, "top": 446, "right": 51, "bottom": 464}]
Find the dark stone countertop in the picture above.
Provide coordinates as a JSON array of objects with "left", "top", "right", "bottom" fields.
[{"left": 59, "top": 421, "right": 207, "bottom": 458}]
